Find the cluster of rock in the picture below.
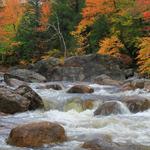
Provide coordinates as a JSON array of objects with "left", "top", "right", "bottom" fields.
[
  {"left": 29, "top": 54, "right": 126, "bottom": 81},
  {"left": 0, "top": 54, "right": 150, "bottom": 149}
]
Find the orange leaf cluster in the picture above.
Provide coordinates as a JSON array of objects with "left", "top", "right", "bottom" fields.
[{"left": 38, "top": 0, "right": 51, "bottom": 31}]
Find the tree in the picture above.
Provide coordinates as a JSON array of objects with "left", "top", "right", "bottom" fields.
[
  {"left": 137, "top": 37, "right": 150, "bottom": 77},
  {"left": 48, "top": 0, "right": 85, "bottom": 57},
  {"left": 14, "top": 0, "right": 51, "bottom": 62}
]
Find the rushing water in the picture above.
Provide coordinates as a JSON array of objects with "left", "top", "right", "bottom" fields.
[{"left": 0, "top": 81, "right": 150, "bottom": 150}]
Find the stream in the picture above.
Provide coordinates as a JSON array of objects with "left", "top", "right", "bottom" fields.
[{"left": 0, "top": 81, "right": 150, "bottom": 150}]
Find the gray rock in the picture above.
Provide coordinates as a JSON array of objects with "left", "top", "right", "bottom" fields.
[
  {"left": 31, "top": 54, "right": 126, "bottom": 82},
  {"left": 0, "top": 87, "right": 30, "bottom": 114},
  {"left": 15, "top": 85, "right": 44, "bottom": 110},
  {"left": 9, "top": 69, "right": 47, "bottom": 83},
  {"left": 94, "top": 74, "right": 122, "bottom": 86}
]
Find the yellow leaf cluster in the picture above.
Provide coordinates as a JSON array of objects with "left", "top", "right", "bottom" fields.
[
  {"left": 137, "top": 37, "right": 150, "bottom": 76},
  {"left": 98, "top": 36, "right": 124, "bottom": 57}
]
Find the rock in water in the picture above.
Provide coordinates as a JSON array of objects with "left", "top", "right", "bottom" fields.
[
  {"left": 94, "top": 101, "right": 130, "bottom": 116},
  {"left": 94, "top": 74, "right": 122, "bottom": 86},
  {"left": 122, "top": 96, "right": 150, "bottom": 113},
  {"left": 7, "top": 121, "right": 67, "bottom": 147},
  {"left": 67, "top": 85, "right": 94, "bottom": 94},
  {"left": 0, "top": 87, "right": 30, "bottom": 114},
  {"left": 15, "top": 85, "right": 44, "bottom": 110}
]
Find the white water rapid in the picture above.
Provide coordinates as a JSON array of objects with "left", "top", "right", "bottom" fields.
[{"left": 0, "top": 81, "right": 150, "bottom": 150}]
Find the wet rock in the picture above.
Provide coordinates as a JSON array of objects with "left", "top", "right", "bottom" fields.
[
  {"left": 4, "top": 73, "right": 27, "bottom": 88},
  {"left": 82, "top": 135, "right": 112, "bottom": 150},
  {"left": 36, "top": 83, "right": 63, "bottom": 90},
  {"left": 82, "top": 138, "right": 150, "bottom": 150},
  {"left": 94, "top": 74, "right": 122, "bottom": 86},
  {"left": 9, "top": 69, "right": 47, "bottom": 83},
  {"left": 15, "top": 85, "right": 44, "bottom": 110},
  {"left": 121, "top": 82, "right": 134, "bottom": 91},
  {"left": 122, "top": 96, "right": 150, "bottom": 113},
  {"left": 67, "top": 85, "right": 94, "bottom": 94},
  {"left": 144, "top": 79, "right": 150, "bottom": 91},
  {"left": 0, "top": 112, "right": 8, "bottom": 116},
  {"left": 0, "top": 87, "right": 30, "bottom": 114},
  {"left": 94, "top": 101, "right": 128, "bottom": 116},
  {"left": 7, "top": 121, "right": 67, "bottom": 147},
  {"left": 121, "top": 79, "right": 145, "bottom": 91},
  {"left": 132, "top": 79, "right": 145, "bottom": 89}
]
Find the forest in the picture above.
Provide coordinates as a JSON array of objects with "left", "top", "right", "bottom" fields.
[{"left": 0, "top": 0, "right": 150, "bottom": 76}]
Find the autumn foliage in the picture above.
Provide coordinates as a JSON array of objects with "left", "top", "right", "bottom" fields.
[
  {"left": 137, "top": 37, "right": 150, "bottom": 76},
  {"left": 0, "top": 0, "right": 150, "bottom": 76}
]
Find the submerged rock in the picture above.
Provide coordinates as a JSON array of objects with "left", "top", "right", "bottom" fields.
[
  {"left": 122, "top": 96, "right": 150, "bottom": 113},
  {"left": 67, "top": 85, "right": 94, "bottom": 94},
  {"left": 94, "top": 101, "right": 129, "bottom": 116},
  {"left": 8, "top": 69, "right": 47, "bottom": 83},
  {"left": 7, "top": 121, "right": 67, "bottom": 147},
  {"left": 64, "top": 98, "right": 95, "bottom": 112},
  {"left": 15, "top": 85, "right": 44, "bottom": 110}
]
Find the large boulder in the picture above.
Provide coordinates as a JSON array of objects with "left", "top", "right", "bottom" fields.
[
  {"left": 67, "top": 85, "right": 94, "bottom": 94},
  {"left": 15, "top": 85, "right": 44, "bottom": 110},
  {"left": 0, "top": 87, "right": 30, "bottom": 114},
  {"left": 94, "top": 101, "right": 129, "bottom": 116},
  {"left": 94, "top": 74, "right": 122, "bottom": 86},
  {"left": 8, "top": 69, "right": 47, "bottom": 83},
  {"left": 122, "top": 96, "right": 150, "bottom": 113},
  {"left": 7, "top": 121, "right": 67, "bottom": 147}
]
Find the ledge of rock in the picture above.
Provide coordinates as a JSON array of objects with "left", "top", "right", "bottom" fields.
[{"left": 7, "top": 121, "right": 67, "bottom": 147}]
